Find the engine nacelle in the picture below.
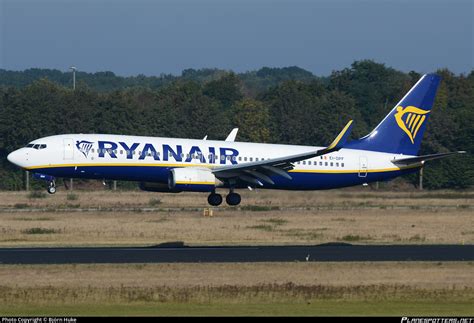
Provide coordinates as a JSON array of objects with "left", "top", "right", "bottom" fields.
[
  {"left": 139, "top": 182, "right": 181, "bottom": 193},
  {"left": 168, "top": 168, "right": 220, "bottom": 192}
]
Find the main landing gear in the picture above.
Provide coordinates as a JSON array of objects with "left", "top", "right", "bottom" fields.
[
  {"left": 226, "top": 192, "right": 241, "bottom": 206},
  {"left": 47, "top": 181, "right": 56, "bottom": 194},
  {"left": 207, "top": 192, "right": 223, "bottom": 206},
  {"left": 207, "top": 191, "right": 241, "bottom": 206}
]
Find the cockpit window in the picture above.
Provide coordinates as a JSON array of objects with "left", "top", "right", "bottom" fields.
[{"left": 25, "top": 143, "right": 47, "bottom": 150}]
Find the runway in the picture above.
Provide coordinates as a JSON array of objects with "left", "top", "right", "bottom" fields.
[{"left": 0, "top": 243, "right": 473, "bottom": 264}]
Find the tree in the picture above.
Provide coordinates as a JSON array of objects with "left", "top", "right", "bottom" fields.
[{"left": 231, "top": 99, "right": 270, "bottom": 143}]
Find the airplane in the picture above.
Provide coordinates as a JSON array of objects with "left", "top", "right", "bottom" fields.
[{"left": 7, "top": 74, "right": 465, "bottom": 206}]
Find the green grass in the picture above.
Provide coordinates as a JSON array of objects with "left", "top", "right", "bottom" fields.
[
  {"left": 66, "top": 193, "right": 79, "bottom": 201},
  {"left": 148, "top": 198, "right": 162, "bottom": 207},
  {"left": 283, "top": 229, "right": 324, "bottom": 240},
  {"left": 27, "top": 191, "right": 47, "bottom": 199},
  {"left": 240, "top": 205, "right": 280, "bottom": 212},
  {"left": 340, "top": 235, "right": 373, "bottom": 242},
  {"left": 408, "top": 234, "right": 426, "bottom": 242},
  {"left": 247, "top": 224, "right": 274, "bottom": 232},
  {"left": 13, "top": 217, "right": 55, "bottom": 221},
  {"left": 13, "top": 203, "right": 29, "bottom": 209},
  {"left": 21, "top": 228, "right": 61, "bottom": 234},
  {"left": 1, "top": 300, "right": 472, "bottom": 316},
  {"left": 262, "top": 218, "right": 288, "bottom": 226}
]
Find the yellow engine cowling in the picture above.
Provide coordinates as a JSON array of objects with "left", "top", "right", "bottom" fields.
[{"left": 168, "top": 168, "right": 222, "bottom": 192}]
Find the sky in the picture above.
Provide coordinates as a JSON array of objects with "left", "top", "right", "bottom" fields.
[{"left": 0, "top": 0, "right": 473, "bottom": 76}]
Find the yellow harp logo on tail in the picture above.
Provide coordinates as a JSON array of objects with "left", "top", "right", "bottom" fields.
[{"left": 394, "top": 106, "right": 430, "bottom": 144}]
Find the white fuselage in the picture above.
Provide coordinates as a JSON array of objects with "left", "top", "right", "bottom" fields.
[{"left": 7, "top": 134, "right": 418, "bottom": 191}]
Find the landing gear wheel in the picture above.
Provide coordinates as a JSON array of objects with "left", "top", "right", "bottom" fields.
[
  {"left": 47, "top": 182, "right": 56, "bottom": 195},
  {"left": 226, "top": 192, "right": 241, "bottom": 206},
  {"left": 207, "top": 193, "right": 223, "bottom": 206}
]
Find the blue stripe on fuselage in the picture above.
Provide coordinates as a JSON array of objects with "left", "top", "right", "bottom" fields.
[{"left": 31, "top": 165, "right": 420, "bottom": 190}]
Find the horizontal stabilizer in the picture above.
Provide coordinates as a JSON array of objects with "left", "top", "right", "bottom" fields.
[{"left": 392, "top": 151, "right": 466, "bottom": 166}]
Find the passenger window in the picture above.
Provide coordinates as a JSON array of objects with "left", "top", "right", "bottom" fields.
[
  {"left": 330, "top": 162, "right": 333, "bottom": 167},
  {"left": 319, "top": 162, "right": 322, "bottom": 166},
  {"left": 244, "top": 157, "right": 247, "bottom": 161},
  {"left": 302, "top": 161, "right": 306, "bottom": 165},
  {"left": 341, "top": 163, "right": 345, "bottom": 167},
  {"left": 336, "top": 162, "right": 339, "bottom": 167},
  {"left": 249, "top": 157, "right": 253, "bottom": 162},
  {"left": 238, "top": 157, "right": 242, "bottom": 161},
  {"left": 232, "top": 156, "right": 236, "bottom": 161},
  {"left": 325, "top": 162, "right": 328, "bottom": 166},
  {"left": 221, "top": 155, "right": 225, "bottom": 161}
]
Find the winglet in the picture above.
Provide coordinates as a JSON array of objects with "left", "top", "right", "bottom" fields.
[
  {"left": 325, "top": 120, "right": 353, "bottom": 151},
  {"left": 225, "top": 128, "right": 239, "bottom": 142}
]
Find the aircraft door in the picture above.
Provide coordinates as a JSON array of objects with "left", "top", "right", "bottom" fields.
[
  {"left": 64, "top": 138, "right": 74, "bottom": 160},
  {"left": 358, "top": 156, "right": 368, "bottom": 178}
]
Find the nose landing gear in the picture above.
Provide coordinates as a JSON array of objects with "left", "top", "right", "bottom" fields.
[{"left": 47, "top": 181, "right": 56, "bottom": 194}]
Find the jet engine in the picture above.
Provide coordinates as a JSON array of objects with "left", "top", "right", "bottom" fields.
[{"left": 168, "top": 168, "right": 221, "bottom": 192}]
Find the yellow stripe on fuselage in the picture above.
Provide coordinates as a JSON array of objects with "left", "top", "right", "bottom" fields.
[
  {"left": 25, "top": 162, "right": 421, "bottom": 174},
  {"left": 25, "top": 162, "right": 203, "bottom": 170},
  {"left": 175, "top": 181, "right": 215, "bottom": 185}
]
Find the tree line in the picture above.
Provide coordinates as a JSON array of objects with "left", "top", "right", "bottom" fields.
[{"left": 0, "top": 60, "right": 472, "bottom": 190}]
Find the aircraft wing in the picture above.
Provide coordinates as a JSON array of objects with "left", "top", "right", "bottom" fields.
[
  {"left": 212, "top": 121, "right": 353, "bottom": 185},
  {"left": 391, "top": 151, "right": 466, "bottom": 166}
]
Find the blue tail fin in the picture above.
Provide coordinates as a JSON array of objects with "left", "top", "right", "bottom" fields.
[{"left": 346, "top": 74, "right": 441, "bottom": 155}]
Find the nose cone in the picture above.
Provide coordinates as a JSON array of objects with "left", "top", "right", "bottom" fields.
[{"left": 7, "top": 149, "right": 23, "bottom": 168}]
